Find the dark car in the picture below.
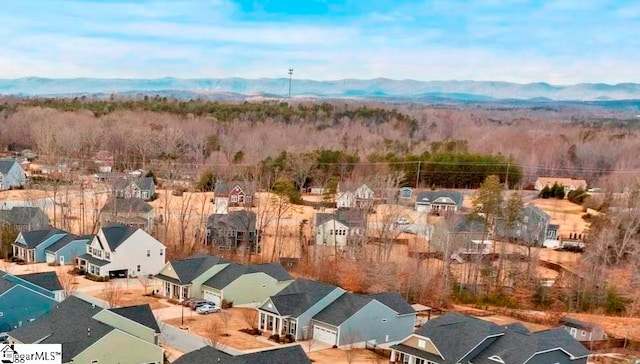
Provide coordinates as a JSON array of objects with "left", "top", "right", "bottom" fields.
[{"left": 181, "top": 298, "right": 194, "bottom": 307}]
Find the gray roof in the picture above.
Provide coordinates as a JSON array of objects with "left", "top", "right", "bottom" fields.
[
  {"left": 101, "top": 197, "right": 153, "bottom": 214},
  {"left": 0, "top": 206, "right": 48, "bottom": 225},
  {"left": 110, "top": 304, "right": 161, "bottom": 333},
  {"left": 77, "top": 253, "right": 110, "bottom": 267},
  {"left": 313, "top": 293, "right": 373, "bottom": 326},
  {"left": 14, "top": 228, "right": 66, "bottom": 249},
  {"left": 473, "top": 326, "right": 590, "bottom": 364},
  {"left": 0, "top": 159, "right": 18, "bottom": 175},
  {"left": 16, "top": 271, "right": 63, "bottom": 292},
  {"left": 113, "top": 176, "right": 155, "bottom": 191},
  {"left": 207, "top": 211, "right": 257, "bottom": 231},
  {"left": 8, "top": 296, "right": 113, "bottom": 363},
  {"left": 525, "top": 204, "right": 551, "bottom": 221},
  {"left": 416, "top": 190, "right": 464, "bottom": 207},
  {"left": 267, "top": 279, "right": 340, "bottom": 317},
  {"left": 369, "top": 292, "right": 416, "bottom": 315},
  {"left": 315, "top": 209, "right": 367, "bottom": 229},
  {"left": 0, "top": 274, "right": 16, "bottom": 295},
  {"left": 413, "top": 313, "right": 504, "bottom": 364},
  {"left": 136, "top": 176, "right": 155, "bottom": 191},
  {"left": 161, "top": 254, "right": 229, "bottom": 284},
  {"left": 391, "top": 343, "right": 444, "bottom": 363},
  {"left": 99, "top": 224, "right": 139, "bottom": 251},
  {"left": 214, "top": 180, "right": 256, "bottom": 196},
  {"left": 44, "top": 234, "right": 87, "bottom": 253},
  {"left": 174, "top": 344, "right": 311, "bottom": 364},
  {"left": 203, "top": 262, "right": 292, "bottom": 290}
]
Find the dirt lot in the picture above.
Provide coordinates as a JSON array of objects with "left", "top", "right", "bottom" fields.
[
  {"left": 479, "top": 314, "right": 550, "bottom": 332},
  {"left": 309, "top": 348, "right": 388, "bottom": 363},
  {"left": 164, "top": 308, "right": 275, "bottom": 350},
  {"left": 96, "top": 287, "right": 169, "bottom": 310},
  {"left": 566, "top": 313, "right": 640, "bottom": 341}
]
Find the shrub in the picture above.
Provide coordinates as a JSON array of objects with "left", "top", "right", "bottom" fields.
[
  {"left": 222, "top": 299, "right": 233, "bottom": 309},
  {"left": 85, "top": 272, "right": 109, "bottom": 282},
  {"left": 269, "top": 334, "right": 280, "bottom": 342}
]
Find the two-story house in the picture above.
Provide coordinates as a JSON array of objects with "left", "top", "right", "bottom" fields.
[
  {"left": 76, "top": 224, "right": 166, "bottom": 279},
  {"left": 415, "top": 190, "right": 464, "bottom": 213},
  {"left": 0, "top": 206, "right": 49, "bottom": 232},
  {"left": 496, "top": 204, "right": 552, "bottom": 245},
  {"left": 314, "top": 209, "right": 367, "bottom": 247},
  {"left": 100, "top": 197, "right": 155, "bottom": 232},
  {"left": 206, "top": 211, "right": 258, "bottom": 252},
  {"left": 535, "top": 177, "right": 587, "bottom": 194},
  {"left": 0, "top": 159, "right": 26, "bottom": 190},
  {"left": 7, "top": 296, "right": 164, "bottom": 364},
  {"left": 390, "top": 313, "right": 589, "bottom": 364},
  {"left": 336, "top": 183, "right": 375, "bottom": 209},
  {"left": 213, "top": 181, "right": 256, "bottom": 214},
  {"left": 113, "top": 176, "right": 156, "bottom": 201}
]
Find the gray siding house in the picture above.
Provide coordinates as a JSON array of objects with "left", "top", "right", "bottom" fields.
[
  {"left": 560, "top": 316, "right": 606, "bottom": 342},
  {"left": 312, "top": 292, "right": 416, "bottom": 347},
  {"left": 0, "top": 206, "right": 49, "bottom": 232},
  {"left": 258, "top": 279, "right": 345, "bottom": 341},
  {"left": 415, "top": 190, "right": 464, "bottom": 213},
  {"left": 206, "top": 211, "right": 258, "bottom": 252},
  {"left": 114, "top": 176, "right": 156, "bottom": 201},
  {"left": 0, "top": 159, "right": 26, "bottom": 190},
  {"left": 496, "top": 204, "right": 551, "bottom": 245},
  {"left": 390, "top": 313, "right": 589, "bottom": 364}
]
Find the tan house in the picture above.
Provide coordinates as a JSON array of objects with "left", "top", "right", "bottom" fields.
[{"left": 535, "top": 177, "right": 587, "bottom": 193}]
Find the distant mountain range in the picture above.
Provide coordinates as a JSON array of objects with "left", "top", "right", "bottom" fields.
[{"left": 1, "top": 77, "right": 640, "bottom": 102}]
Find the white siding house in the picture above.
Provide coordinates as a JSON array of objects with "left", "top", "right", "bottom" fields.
[
  {"left": 316, "top": 219, "right": 350, "bottom": 246},
  {"left": 77, "top": 224, "right": 166, "bottom": 278}
]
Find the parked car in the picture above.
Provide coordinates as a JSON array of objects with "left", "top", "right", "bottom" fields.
[
  {"left": 189, "top": 299, "right": 215, "bottom": 310},
  {"left": 196, "top": 304, "right": 221, "bottom": 315},
  {"left": 181, "top": 298, "right": 194, "bottom": 307},
  {"left": 0, "top": 332, "right": 8, "bottom": 344},
  {"left": 395, "top": 217, "right": 410, "bottom": 225}
]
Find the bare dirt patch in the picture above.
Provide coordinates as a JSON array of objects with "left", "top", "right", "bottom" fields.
[
  {"left": 164, "top": 308, "right": 275, "bottom": 351},
  {"left": 532, "top": 198, "right": 589, "bottom": 238},
  {"left": 309, "top": 348, "right": 387, "bottom": 364},
  {"left": 566, "top": 313, "right": 640, "bottom": 341},
  {"left": 96, "top": 287, "right": 169, "bottom": 310}
]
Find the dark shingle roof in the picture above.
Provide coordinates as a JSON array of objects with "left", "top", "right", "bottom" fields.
[
  {"left": 166, "top": 254, "right": 229, "bottom": 284},
  {"left": 413, "top": 313, "right": 504, "bottom": 364},
  {"left": 136, "top": 176, "right": 155, "bottom": 191},
  {"left": 8, "top": 296, "right": 113, "bottom": 363},
  {"left": 369, "top": 292, "right": 416, "bottom": 315},
  {"left": 315, "top": 209, "right": 367, "bottom": 229},
  {"left": 250, "top": 263, "right": 292, "bottom": 281},
  {"left": 213, "top": 181, "right": 256, "bottom": 196},
  {"left": 16, "top": 271, "right": 63, "bottom": 292},
  {"left": 44, "top": 234, "right": 89, "bottom": 253},
  {"left": 77, "top": 253, "right": 110, "bottom": 267},
  {"left": 390, "top": 343, "right": 444, "bottom": 363},
  {"left": 101, "top": 197, "right": 153, "bottom": 214},
  {"left": 0, "top": 206, "right": 48, "bottom": 225},
  {"left": 203, "top": 262, "right": 292, "bottom": 290},
  {"left": 174, "top": 344, "right": 311, "bottom": 364},
  {"left": 110, "top": 304, "right": 161, "bottom": 333},
  {"left": 0, "top": 275, "right": 17, "bottom": 295},
  {"left": 203, "top": 263, "right": 247, "bottom": 290},
  {"left": 313, "top": 293, "right": 372, "bottom": 326},
  {"left": 416, "top": 190, "right": 464, "bottom": 207},
  {"left": 15, "top": 228, "right": 66, "bottom": 249},
  {"left": 472, "top": 326, "right": 590, "bottom": 364},
  {"left": 268, "top": 279, "right": 341, "bottom": 317},
  {"left": 207, "top": 211, "right": 257, "bottom": 231},
  {"left": 99, "top": 224, "right": 139, "bottom": 251},
  {"left": 0, "top": 159, "right": 18, "bottom": 175}
]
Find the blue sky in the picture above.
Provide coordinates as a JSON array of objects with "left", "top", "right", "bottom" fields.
[{"left": 1, "top": 0, "right": 639, "bottom": 83}]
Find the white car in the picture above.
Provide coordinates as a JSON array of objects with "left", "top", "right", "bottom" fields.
[
  {"left": 196, "top": 304, "right": 221, "bottom": 315},
  {"left": 396, "top": 217, "right": 410, "bottom": 225},
  {"left": 0, "top": 332, "right": 8, "bottom": 344}
]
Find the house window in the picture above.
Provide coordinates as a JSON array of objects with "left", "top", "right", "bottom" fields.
[
  {"left": 88, "top": 246, "right": 93, "bottom": 254},
  {"left": 137, "top": 265, "right": 141, "bottom": 272},
  {"left": 582, "top": 330, "right": 587, "bottom": 337},
  {"left": 329, "top": 229, "right": 333, "bottom": 235},
  {"left": 418, "top": 339, "right": 426, "bottom": 348},
  {"left": 147, "top": 249, "right": 151, "bottom": 257},
  {"left": 415, "top": 359, "right": 426, "bottom": 364},
  {"left": 231, "top": 195, "right": 238, "bottom": 203},
  {"left": 160, "top": 249, "right": 163, "bottom": 256},
  {"left": 290, "top": 321, "right": 296, "bottom": 335},
  {"left": 524, "top": 216, "right": 529, "bottom": 223},
  {"left": 105, "top": 252, "right": 110, "bottom": 260},
  {"left": 142, "top": 191, "right": 149, "bottom": 199}
]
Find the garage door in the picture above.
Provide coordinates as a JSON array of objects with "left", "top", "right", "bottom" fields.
[
  {"left": 203, "top": 290, "right": 222, "bottom": 307},
  {"left": 313, "top": 326, "right": 337, "bottom": 345}
]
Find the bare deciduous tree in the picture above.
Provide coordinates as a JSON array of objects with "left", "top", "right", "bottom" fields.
[
  {"left": 57, "top": 267, "right": 78, "bottom": 299},
  {"left": 103, "top": 280, "right": 122, "bottom": 308}
]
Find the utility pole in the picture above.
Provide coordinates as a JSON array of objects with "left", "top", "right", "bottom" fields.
[
  {"left": 505, "top": 162, "right": 511, "bottom": 190},
  {"left": 288, "top": 68, "right": 294, "bottom": 99},
  {"left": 415, "top": 160, "right": 421, "bottom": 188}
]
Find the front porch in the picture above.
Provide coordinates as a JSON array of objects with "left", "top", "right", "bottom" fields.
[
  {"left": 12, "top": 245, "right": 35, "bottom": 262},
  {"left": 76, "top": 253, "right": 110, "bottom": 277},
  {"left": 390, "top": 347, "right": 438, "bottom": 364},
  {"left": 159, "top": 280, "right": 190, "bottom": 302},
  {"left": 258, "top": 311, "right": 297, "bottom": 338}
]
